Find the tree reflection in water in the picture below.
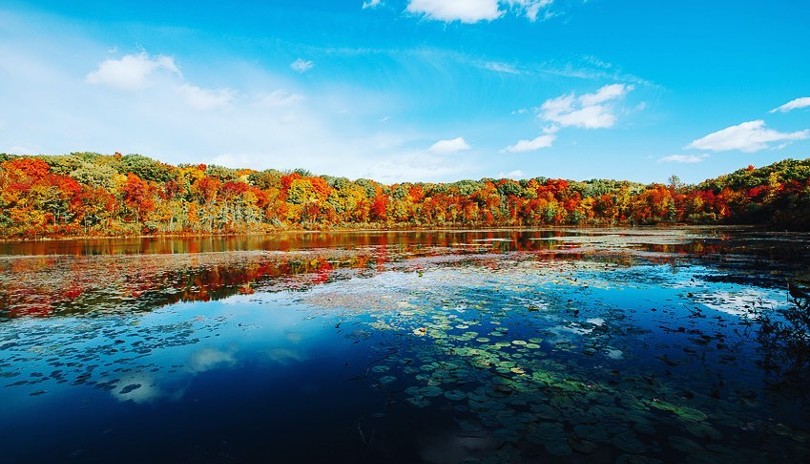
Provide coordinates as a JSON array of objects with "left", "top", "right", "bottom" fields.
[{"left": 757, "top": 282, "right": 810, "bottom": 389}]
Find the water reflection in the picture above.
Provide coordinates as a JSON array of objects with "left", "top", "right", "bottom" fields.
[
  {"left": 3, "top": 227, "right": 807, "bottom": 319},
  {"left": 1, "top": 228, "right": 810, "bottom": 463}
]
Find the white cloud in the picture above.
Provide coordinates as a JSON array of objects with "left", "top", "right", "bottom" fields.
[
  {"left": 179, "top": 84, "right": 235, "bottom": 111},
  {"left": 360, "top": 150, "right": 470, "bottom": 182},
  {"left": 111, "top": 374, "right": 165, "bottom": 404},
  {"left": 483, "top": 61, "right": 520, "bottom": 74},
  {"left": 770, "top": 97, "right": 810, "bottom": 114},
  {"left": 687, "top": 120, "right": 809, "bottom": 152},
  {"left": 254, "top": 89, "right": 305, "bottom": 107},
  {"left": 362, "top": 0, "right": 382, "bottom": 8},
  {"left": 86, "top": 52, "right": 180, "bottom": 90},
  {"left": 429, "top": 136, "right": 471, "bottom": 154},
  {"left": 2, "top": 10, "right": 478, "bottom": 183},
  {"left": 658, "top": 154, "right": 708, "bottom": 164},
  {"left": 497, "top": 169, "right": 525, "bottom": 179},
  {"left": 291, "top": 58, "right": 314, "bottom": 73},
  {"left": 86, "top": 51, "right": 236, "bottom": 112},
  {"left": 539, "top": 83, "right": 634, "bottom": 129},
  {"left": 266, "top": 348, "right": 306, "bottom": 364},
  {"left": 579, "top": 83, "right": 630, "bottom": 106},
  {"left": 506, "top": 0, "right": 554, "bottom": 21},
  {"left": 406, "top": 0, "right": 554, "bottom": 22},
  {"left": 407, "top": 0, "right": 503, "bottom": 23},
  {"left": 188, "top": 348, "right": 236, "bottom": 373},
  {"left": 502, "top": 132, "right": 556, "bottom": 153}
]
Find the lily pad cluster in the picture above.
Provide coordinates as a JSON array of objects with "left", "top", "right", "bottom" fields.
[{"left": 303, "top": 256, "right": 810, "bottom": 463}]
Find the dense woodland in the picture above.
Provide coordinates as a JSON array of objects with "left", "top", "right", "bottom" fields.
[{"left": 0, "top": 152, "right": 809, "bottom": 238}]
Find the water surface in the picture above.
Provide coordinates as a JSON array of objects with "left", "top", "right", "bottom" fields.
[{"left": 2, "top": 228, "right": 809, "bottom": 463}]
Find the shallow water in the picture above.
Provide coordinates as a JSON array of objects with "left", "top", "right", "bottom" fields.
[{"left": 1, "top": 228, "right": 809, "bottom": 463}]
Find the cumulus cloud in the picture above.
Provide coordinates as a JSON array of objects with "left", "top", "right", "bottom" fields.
[
  {"left": 429, "top": 136, "right": 471, "bottom": 154},
  {"left": 362, "top": 0, "right": 382, "bottom": 8},
  {"left": 539, "top": 83, "right": 633, "bottom": 129},
  {"left": 85, "top": 52, "right": 180, "bottom": 90},
  {"left": 503, "top": 132, "right": 556, "bottom": 153},
  {"left": 407, "top": 0, "right": 503, "bottom": 23},
  {"left": 687, "top": 120, "right": 809, "bottom": 152},
  {"left": 179, "top": 84, "right": 236, "bottom": 111},
  {"left": 86, "top": 52, "right": 235, "bottom": 112},
  {"left": 770, "top": 97, "right": 810, "bottom": 114},
  {"left": 291, "top": 58, "right": 314, "bottom": 73},
  {"left": 6, "top": 10, "right": 480, "bottom": 184},
  {"left": 658, "top": 154, "right": 708, "bottom": 164}
]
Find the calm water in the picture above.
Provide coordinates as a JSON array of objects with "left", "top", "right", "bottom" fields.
[{"left": 1, "top": 228, "right": 809, "bottom": 463}]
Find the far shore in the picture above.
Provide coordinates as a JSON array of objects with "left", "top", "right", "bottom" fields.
[{"left": 0, "top": 224, "right": 773, "bottom": 244}]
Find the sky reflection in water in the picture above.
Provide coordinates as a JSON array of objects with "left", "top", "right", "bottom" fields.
[{"left": 1, "top": 228, "right": 809, "bottom": 463}]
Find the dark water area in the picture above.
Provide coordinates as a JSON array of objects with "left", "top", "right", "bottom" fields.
[{"left": 1, "top": 227, "right": 810, "bottom": 463}]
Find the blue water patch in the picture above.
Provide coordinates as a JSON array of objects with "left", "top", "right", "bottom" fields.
[{"left": 1, "top": 229, "right": 809, "bottom": 463}]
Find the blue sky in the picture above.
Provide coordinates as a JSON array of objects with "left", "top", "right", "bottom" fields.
[{"left": 1, "top": 0, "right": 808, "bottom": 184}]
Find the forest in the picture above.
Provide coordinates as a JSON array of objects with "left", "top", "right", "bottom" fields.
[{"left": 0, "top": 152, "right": 809, "bottom": 238}]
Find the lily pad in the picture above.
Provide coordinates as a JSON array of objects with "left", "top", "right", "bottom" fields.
[
  {"left": 444, "top": 390, "right": 466, "bottom": 401},
  {"left": 406, "top": 396, "right": 431, "bottom": 408},
  {"left": 422, "top": 385, "right": 443, "bottom": 397}
]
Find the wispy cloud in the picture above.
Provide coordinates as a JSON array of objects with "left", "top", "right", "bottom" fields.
[
  {"left": 506, "top": 0, "right": 555, "bottom": 21},
  {"left": 406, "top": 0, "right": 555, "bottom": 23},
  {"left": 537, "top": 60, "right": 654, "bottom": 87},
  {"left": 360, "top": 150, "right": 471, "bottom": 182},
  {"left": 482, "top": 61, "right": 521, "bottom": 74},
  {"left": 254, "top": 89, "right": 305, "bottom": 107},
  {"left": 770, "top": 97, "right": 810, "bottom": 114},
  {"left": 539, "top": 84, "right": 634, "bottom": 129},
  {"left": 85, "top": 52, "right": 180, "bottom": 90},
  {"left": 362, "top": 0, "right": 382, "bottom": 9},
  {"left": 290, "top": 58, "right": 314, "bottom": 73},
  {"left": 429, "top": 136, "right": 471, "bottom": 154},
  {"left": 658, "top": 154, "right": 708, "bottom": 164},
  {"left": 179, "top": 84, "right": 235, "bottom": 111},
  {"left": 687, "top": 120, "right": 809, "bottom": 152}
]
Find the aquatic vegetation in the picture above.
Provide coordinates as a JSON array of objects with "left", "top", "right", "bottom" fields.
[
  {"left": 1, "top": 229, "right": 809, "bottom": 463},
  {"left": 297, "top": 253, "right": 809, "bottom": 462}
]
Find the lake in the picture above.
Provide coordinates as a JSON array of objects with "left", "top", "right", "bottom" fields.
[{"left": 1, "top": 228, "right": 809, "bottom": 463}]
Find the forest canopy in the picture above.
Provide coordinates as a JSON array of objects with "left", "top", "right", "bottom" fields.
[{"left": 1, "top": 152, "right": 809, "bottom": 238}]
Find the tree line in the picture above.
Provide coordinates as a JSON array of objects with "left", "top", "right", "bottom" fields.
[{"left": 1, "top": 152, "right": 808, "bottom": 238}]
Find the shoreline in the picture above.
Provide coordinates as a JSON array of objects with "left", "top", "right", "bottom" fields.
[{"left": 0, "top": 224, "right": 770, "bottom": 244}]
